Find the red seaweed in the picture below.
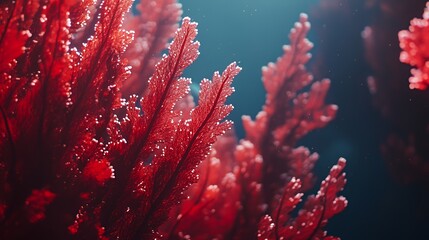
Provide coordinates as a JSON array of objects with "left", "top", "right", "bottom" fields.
[{"left": 0, "top": 1, "right": 346, "bottom": 239}]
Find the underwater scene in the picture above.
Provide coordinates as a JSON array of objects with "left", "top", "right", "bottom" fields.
[{"left": 1, "top": 0, "right": 429, "bottom": 239}]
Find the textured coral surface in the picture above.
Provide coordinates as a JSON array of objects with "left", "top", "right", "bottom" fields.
[{"left": 0, "top": 0, "right": 347, "bottom": 239}]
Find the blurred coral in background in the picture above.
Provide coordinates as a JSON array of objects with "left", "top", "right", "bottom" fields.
[
  {"left": 399, "top": 2, "right": 429, "bottom": 90},
  {"left": 362, "top": 0, "right": 429, "bottom": 187},
  {"left": 310, "top": 0, "right": 429, "bottom": 238},
  {"left": 0, "top": 0, "right": 347, "bottom": 239},
  {"left": 393, "top": 1, "right": 429, "bottom": 185}
]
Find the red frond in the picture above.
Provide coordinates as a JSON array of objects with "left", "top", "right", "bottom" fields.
[
  {"left": 120, "top": 17, "right": 199, "bottom": 165},
  {"left": 134, "top": 62, "right": 240, "bottom": 238},
  {"left": 286, "top": 147, "right": 318, "bottom": 192},
  {"left": 399, "top": 2, "right": 429, "bottom": 90},
  {"left": 258, "top": 158, "right": 347, "bottom": 240},
  {"left": 69, "top": 0, "right": 94, "bottom": 33},
  {"left": 0, "top": 0, "right": 133, "bottom": 238},
  {"left": 289, "top": 158, "right": 347, "bottom": 240},
  {"left": 164, "top": 132, "right": 240, "bottom": 239},
  {"left": 0, "top": 1, "right": 347, "bottom": 239},
  {"left": 123, "top": 0, "right": 182, "bottom": 96},
  {"left": 242, "top": 13, "right": 313, "bottom": 146},
  {"left": 242, "top": 13, "right": 338, "bottom": 204},
  {"left": 257, "top": 178, "right": 303, "bottom": 240},
  {"left": 233, "top": 140, "right": 265, "bottom": 238},
  {"left": 0, "top": 0, "right": 37, "bottom": 74},
  {"left": 103, "top": 22, "right": 200, "bottom": 230}
]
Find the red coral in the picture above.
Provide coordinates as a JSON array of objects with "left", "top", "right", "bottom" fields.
[
  {"left": 123, "top": 0, "right": 182, "bottom": 96},
  {"left": 399, "top": 2, "right": 429, "bottom": 89},
  {"left": 258, "top": 158, "right": 347, "bottom": 240},
  {"left": 0, "top": 0, "right": 35, "bottom": 73},
  {"left": 1, "top": 0, "right": 134, "bottom": 237},
  {"left": 243, "top": 13, "right": 338, "bottom": 202},
  {"left": 163, "top": 13, "right": 346, "bottom": 240},
  {"left": 241, "top": 14, "right": 344, "bottom": 240},
  {"left": 163, "top": 131, "right": 241, "bottom": 239},
  {"left": 0, "top": 1, "right": 346, "bottom": 239}
]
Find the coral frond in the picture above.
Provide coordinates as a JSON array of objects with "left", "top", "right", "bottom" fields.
[
  {"left": 123, "top": 0, "right": 182, "bottom": 96},
  {"left": 258, "top": 158, "right": 347, "bottom": 240}
]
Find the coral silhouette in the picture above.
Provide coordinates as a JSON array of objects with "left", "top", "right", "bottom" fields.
[{"left": 0, "top": 0, "right": 346, "bottom": 239}]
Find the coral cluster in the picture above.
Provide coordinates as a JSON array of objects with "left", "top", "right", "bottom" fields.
[
  {"left": 399, "top": 2, "right": 429, "bottom": 90},
  {"left": 0, "top": 0, "right": 346, "bottom": 239}
]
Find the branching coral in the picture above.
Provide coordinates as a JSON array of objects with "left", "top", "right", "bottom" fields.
[
  {"left": 162, "top": 13, "right": 347, "bottom": 240},
  {"left": 0, "top": 0, "right": 346, "bottom": 239},
  {"left": 399, "top": 2, "right": 429, "bottom": 90}
]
